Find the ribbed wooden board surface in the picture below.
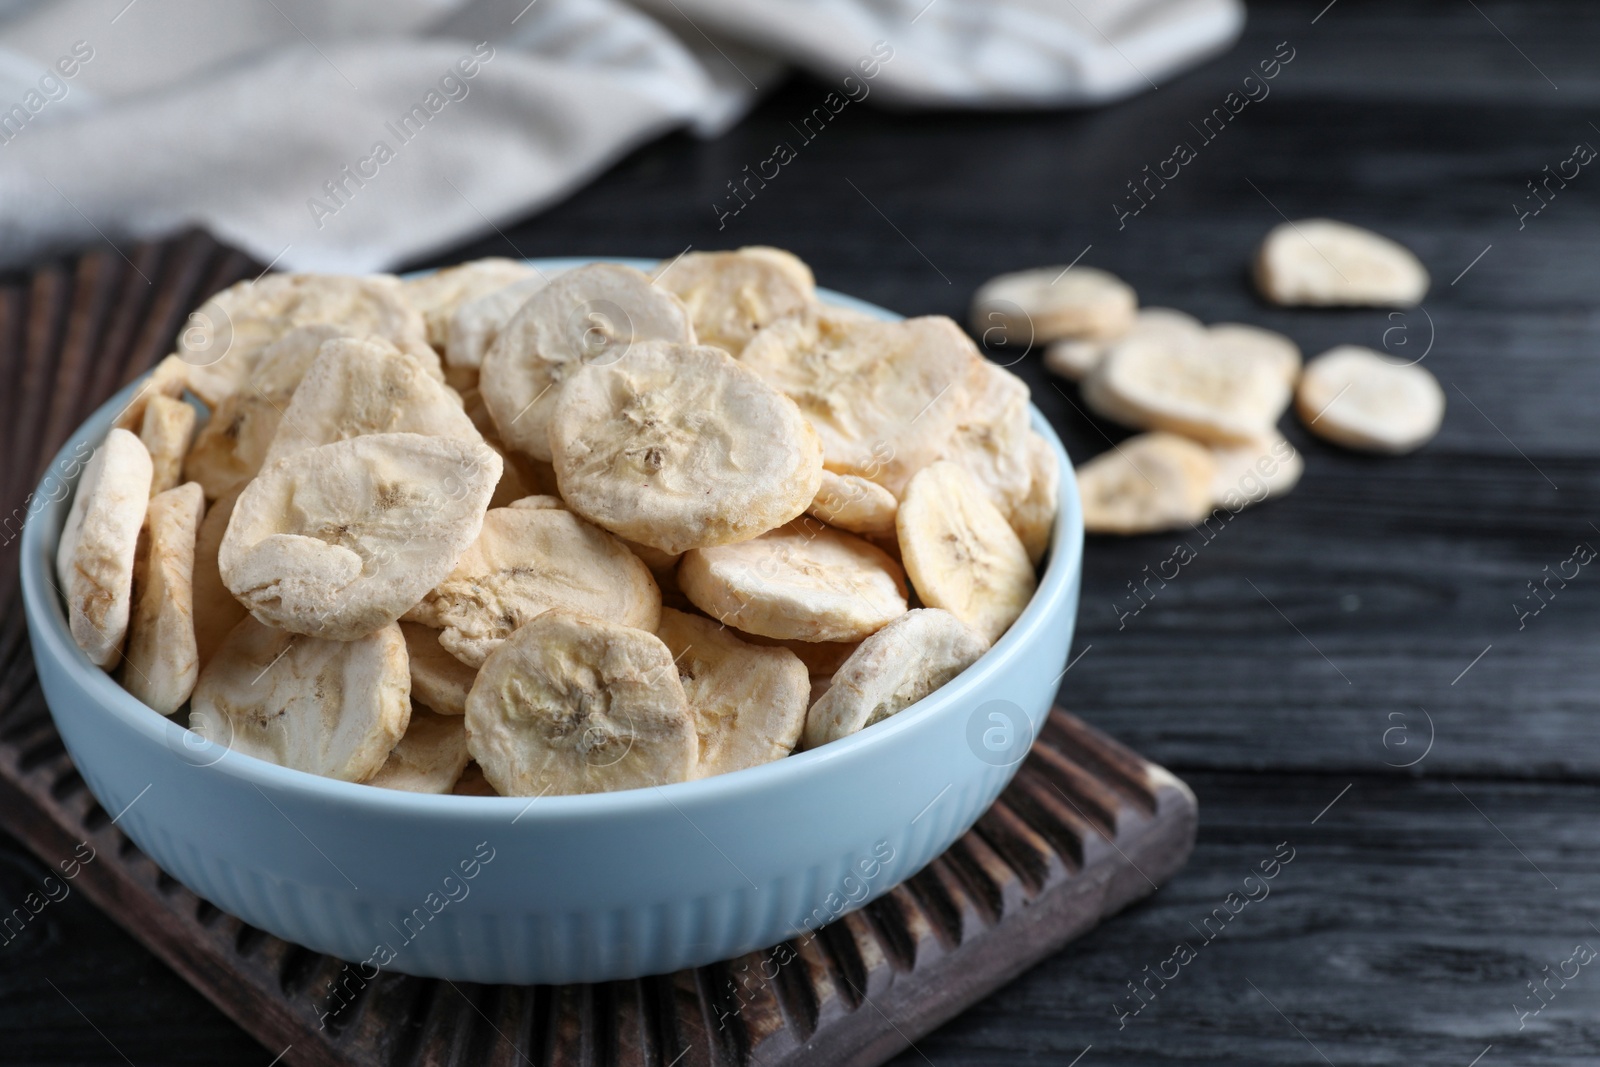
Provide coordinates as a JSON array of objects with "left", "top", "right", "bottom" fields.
[{"left": 0, "top": 233, "right": 1196, "bottom": 1067}]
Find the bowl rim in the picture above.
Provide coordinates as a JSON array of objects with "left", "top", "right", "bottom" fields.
[{"left": 19, "top": 258, "right": 1085, "bottom": 821}]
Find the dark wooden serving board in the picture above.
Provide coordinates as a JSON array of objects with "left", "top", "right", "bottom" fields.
[{"left": 0, "top": 232, "right": 1196, "bottom": 1065}]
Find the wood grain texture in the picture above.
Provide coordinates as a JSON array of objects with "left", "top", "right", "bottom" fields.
[{"left": 2, "top": 0, "right": 1597, "bottom": 1061}]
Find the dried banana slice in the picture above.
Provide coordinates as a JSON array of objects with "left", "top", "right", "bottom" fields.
[
  {"left": 1296, "top": 345, "right": 1445, "bottom": 453},
  {"left": 464, "top": 610, "right": 696, "bottom": 796},
  {"left": 1083, "top": 321, "right": 1293, "bottom": 445},
  {"left": 806, "top": 470, "right": 898, "bottom": 537},
  {"left": 655, "top": 608, "right": 808, "bottom": 777},
  {"left": 679, "top": 518, "right": 908, "bottom": 642},
  {"left": 184, "top": 324, "right": 351, "bottom": 499},
  {"left": 401, "top": 622, "right": 477, "bottom": 716},
  {"left": 189, "top": 617, "right": 410, "bottom": 782},
  {"left": 402, "top": 258, "right": 540, "bottom": 350},
  {"left": 180, "top": 274, "right": 436, "bottom": 406},
  {"left": 139, "top": 394, "right": 196, "bottom": 496},
  {"left": 1043, "top": 306, "right": 1202, "bottom": 382},
  {"left": 1010, "top": 431, "right": 1060, "bottom": 566},
  {"left": 446, "top": 275, "right": 548, "bottom": 372},
  {"left": 1076, "top": 432, "right": 1216, "bottom": 535},
  {"left": 219, "top": 433, "right": 500, "bottom": 640},
  {"left": 937, "top": 358, "right": 1034, "bottom": 517},
  {"left": 366, "top": 707, "right": 470, "bottom": 794},
  {"left": 404, "top": 505, "right": 661, "bottom": 668},
  {"left": 897, "top": 462, "right": 1036, "bottom": 644},
  {"left": 651, "top": 247, "right": 814, "bottom": 355},
  {"left": 1209, "top": 323, "right": 1301, "bottom": 387},
  {"left": 550, "top": 341, "right": 822, "bottom": 553},
  {"left": 803, "top": 609, "right": 988, "bottom": 749},
  {"left": 261, "top": 337, "right": 480, "bottom": 466},
  {"left": 741, "top": 309, "right": 979, "bottom": 497},
  {"left": 481, "top": 262, "right": 694, "bottom": 462},
  {"left": 120, "top": 483, "right": 204, "bottom": 715},
  {"left": 56, "top": 428, "right": 153, "bottom": 667},
  {"left": 113, "top": 355, "right": 189, "bottom": 433},
  {"left": 970, "top": 266, "right": 1135, "bottom": 343},
  {"left": 1210, "top": 433, "right": 1304, "bottom": 509},
  {"left": 191, "top": 483, "right": 246, "bottom": 670},
  {"left": 1255, "top": 218, "right": 1429, "bottom": 307}
]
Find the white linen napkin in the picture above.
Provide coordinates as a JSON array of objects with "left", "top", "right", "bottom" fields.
[{"left": 0, "top": 0, "right": 1242, "bottom": 272}]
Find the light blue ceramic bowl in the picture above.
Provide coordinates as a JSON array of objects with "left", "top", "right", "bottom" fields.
[{"left": 19, "top": 262, "right": 1084, "bottom": 984}]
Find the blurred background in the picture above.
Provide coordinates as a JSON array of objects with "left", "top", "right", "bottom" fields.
[{"left": 3, "top": 0, "right": 1600, "bottom": 1064}]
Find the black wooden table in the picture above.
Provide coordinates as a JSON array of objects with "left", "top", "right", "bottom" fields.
[{"left": 5, "top": 0, "right": 1599, "bottom": 1062}]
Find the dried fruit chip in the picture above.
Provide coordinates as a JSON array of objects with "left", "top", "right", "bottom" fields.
[
  {"left": 936, "top": 358, "right": 1034, "bottom": 517},
  {"left": 1083, "top": 321, "right": 1292, "bottom": 444},
  {"left": 1209, "top": 433, "right": 1304, "bottom": 509},
  {"left": 56, "top": 428, "right": 153, "bottom": 667},
  {"left": 402, "top": 258, "right": 540, "bottom": 350},
  {"left": 366, "top": 707, "right": 470, "bottom": 793},
  {"left": 1296, "top": 345, "right": 1445, "bottom": 453},
  {"left": 741, "top": 309, "right": 979, "bottom": 497},
  {"left": 261, "top": 337, "right": 480, "bottom": 465},
  {"left": 139, "top": 394, "right": 196, "bottom": 496},
  {"left": 1208, "top": 323, "right": 1302, "bottom": 386},
  {"left": 189, "top": 616, "right": 410, "bottom": 782},
  {"left": 656, "top": 608, "right": 809, "bottom": 776},
  {"left": 550, "top": 341, "right": 822, "bottom": 553},
  {"left": 465, "top": 611, "right": 696, "bottom": 796},
  {"left": 405, "top": 504, "right": 661, "bottom": 667},
  {"left": 806, "top": 470, "right": 898, "bottom": 537},
  {"left": 1076, "top": 432, "right": 1216, "bottom": 535},
  {"left": 191, "top": 483, "right": 247, "bottom": 670},
  {"left": 481, "top": 262, "right": 694, "bottom": 462},
  {"left": 113, "top": 355, "right": 188, "bottom": 433},
  {"left": 1010, "top": 431, "right": 1060, "bottom": 566},
  {"left": 446, "top": 275, "right": 548, "bottom": 371},
  {"left": 183, "top": 324, "right": 352, "bottom": 499},
  {"left": 969, "top": 266, "right": 1135, "bottom": 343},
  {"left": 401, "top": 621, "right": 477, "bottom": 716},
  {"left": 803, "top": 609, "right": 988, "bottom": 749},
  {"left": 179, "top": 274, "right": 436, "bottom": 406},
  {"left": 219, "top": 433, "right": 500, "bottom": 640},
  {"left": 679, "top": 518, "right": 908, "bottom": 642},
  {"left": 897, "top": 462, "right": 1035, "bottom": 644},
  {"left": 1255, "top": 219, "right": 1429, "bottom": 307},
  {"left": 1043, "top": 305, "right": 1202, "bottom": 382},
  {"left": 651, "top": 247, "right": 814, "bottom": 355},
  {"left": 120, "top": 483, "right": 205, "bottom": 715}
]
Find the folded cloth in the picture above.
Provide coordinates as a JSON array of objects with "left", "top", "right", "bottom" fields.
[{"left": 0, "top": 0, "right": 1242, "bottom": 273}]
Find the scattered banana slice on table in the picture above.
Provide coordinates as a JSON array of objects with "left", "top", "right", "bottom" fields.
[
  {"left": 970, "top": 265, "right": 1136, "bottom": 343},
  {"left": 1255, "top": 218, "right": 1430, "bottom": 307},
  {"left": 1296, "top": 345, "right": 1445, "bottom": 454},
  {"left": 1076, "top": 433, "right": 1216, "bottom": 535}
]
